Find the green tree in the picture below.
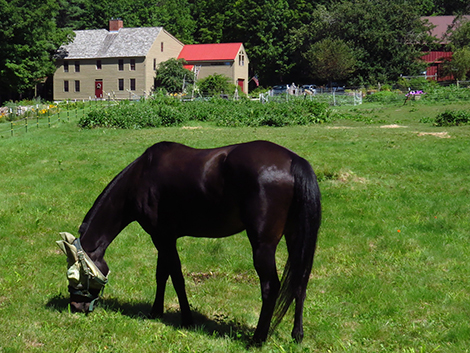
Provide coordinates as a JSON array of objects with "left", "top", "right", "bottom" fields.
[
  {"left": 304, "top": 38, "right": 356, "bottom": 85},
  {"left": 224, "top": 0, "right": 295, "bottom": 85},
  {"left": 155, "top": 58, "right": 193, "bottom": 93},
  {"left": 432, "top": 0, "right": 470, "bottom": 15},
  {"left": 446, "top": 17, "right": 470, "bottom": 51},
  {"left": 197, "top": 73, "right": 233, "bottom": 96},
  {"left": 291, "top": 1, "right": 433, "bottom": 85},
  {"left": 0, "top": 0, "right": 73, "bottom": 102},
  {"left": 59, "top": 0, "right": 195, "bottom": 42},
  {"left": 189, "top": 0, "right": 231, "bottom": 43},
  {"left": 57, "top": 0, "right": 87, "bottom": 29},
  {"left": 441, "top": 47, "right": 470, "bottom": 81}
]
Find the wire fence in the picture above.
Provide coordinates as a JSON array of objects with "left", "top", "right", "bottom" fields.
[
  {"left": 259, "top": 90, "right": 363, "bottom": 106},
  {"left": 0, "top": 100, "right": 111, "bottom": 139}
]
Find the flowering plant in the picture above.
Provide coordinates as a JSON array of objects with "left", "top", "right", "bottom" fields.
[
  {"left": 406, "top": 90, "right": 426, "bottom": 97},
  {"left": 404, "top": 90, "right": 426, "bottom": 103}
]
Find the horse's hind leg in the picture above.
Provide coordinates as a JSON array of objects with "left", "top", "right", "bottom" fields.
[
  {"left": 250, "top": 241, "right": 280, "bottom": 344},
  {"left": 285, "top": 232, "right": 308, "bottom": 343},
  {"left": 292, "top": 293, "right": 306, "bottom": 342}
]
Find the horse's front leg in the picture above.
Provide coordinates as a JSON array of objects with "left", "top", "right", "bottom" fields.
[
  {"left": 150, "top": 254, "right": 170, "bottom": 319},
  {"left": 154, "top": 241, "right": 193, "bottom": 327}
]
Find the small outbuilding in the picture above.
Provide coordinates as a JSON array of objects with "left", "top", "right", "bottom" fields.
[{"left": 178, "top": 43, "right": 249, "bottom": 93}]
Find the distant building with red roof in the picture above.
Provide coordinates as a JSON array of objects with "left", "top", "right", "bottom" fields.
[
  {"left": 178, "top": 43, "right": 249, "bottom": 93},
  {"left": 421, "top": 16, "right": 470, "bottom": 81},
  {"left": 53, "top": 19, "right": 250, "bottom": 100}
]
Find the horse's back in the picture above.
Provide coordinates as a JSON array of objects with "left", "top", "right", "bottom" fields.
[{"left": 134, "top": 141, "right": 300, "bottom": 238}]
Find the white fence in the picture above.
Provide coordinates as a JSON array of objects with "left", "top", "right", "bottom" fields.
[{"left": 260, "top": 89, "right": 363, "bottom": 106}]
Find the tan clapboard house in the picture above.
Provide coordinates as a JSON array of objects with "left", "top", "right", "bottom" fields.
[
  {"left": 178, "top": 43, "right": 250, "bottom": 93},
  {"left": 53, "top": 19, "right": 184, "bottom": 100}
]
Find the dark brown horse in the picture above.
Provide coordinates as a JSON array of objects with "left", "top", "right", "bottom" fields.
[{"left": 58, "top": 140, "right": 321, "bottom": 344}]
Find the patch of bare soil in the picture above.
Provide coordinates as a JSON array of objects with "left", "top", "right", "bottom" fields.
[
  {"left": 380, "top": 124, "right": 408, "bottom": 128},
  {"left": 416, "top": 131, "right": 450, "bottom": 138},
  {"left": 337, "top": 171, "right": 369, "bottom": 184}
]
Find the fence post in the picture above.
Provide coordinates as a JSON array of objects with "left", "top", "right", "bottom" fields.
[
  {"left": 25, "top": 117, "right": 28, "bottom": 133},
  {"left": 11, "top": 122, "right": 13, "bottom": 136}
]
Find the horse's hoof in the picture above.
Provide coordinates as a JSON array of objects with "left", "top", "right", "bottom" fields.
[
  {"left": 291, "top": 329, "right": 304, "bottom": 343},
  {"left": 149, "top": 309, "right": 163, "bottom": 320}
]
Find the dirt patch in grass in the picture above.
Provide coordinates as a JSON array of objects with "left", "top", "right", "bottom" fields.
[
  {"left": 337, "top": 171, "right": 368, "bottom": 183},
  {"left": 181, "top": 126, "right": 203, "bottom": 130},
  {"left": 187, "top": 271, "right": 257, "bottom": 285},
  {"left": 416, "top": 131, "right": 451, "bottom": 138},
  {"left": 380, "top": 124, "right": 408, "bottom": 128},
  {"left": 188, "top": 271, "right": 217, "bottom": 284}
]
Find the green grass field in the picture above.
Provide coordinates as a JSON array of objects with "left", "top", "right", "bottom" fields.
[{"left": 1, "top": 101, "right": 469, "bottom": 352}]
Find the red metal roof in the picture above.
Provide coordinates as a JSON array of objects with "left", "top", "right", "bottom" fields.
[{"left": 178, "top": 43, "right": 243, "bottom": 62}]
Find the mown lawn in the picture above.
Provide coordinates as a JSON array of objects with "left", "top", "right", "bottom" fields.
[{"left": 1, "top": 101, "right": 469, "bottom": 352}]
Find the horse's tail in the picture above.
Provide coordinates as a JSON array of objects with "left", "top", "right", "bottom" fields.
[{"left": 270, "top": 154, "right": 321, "bottom": 334}]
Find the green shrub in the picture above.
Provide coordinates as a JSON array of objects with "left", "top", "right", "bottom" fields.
[
  {"left": 78, "top": 97, "right": 331, "bottom": 129},
  {"left": 434, "top": 110, "right": 470, "bottom": 126},
  {"left": 364, "top": 91, "right": 404, "bottom": 104},
  {"left": 424, "top": 86, "right": 470, "bottom": 103}
]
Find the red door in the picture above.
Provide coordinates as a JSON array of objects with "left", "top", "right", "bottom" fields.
[
  {"left": 237, "top": 79, "right": 244, "bottom": 93},
  {"left": 95, "top": 80, "right": 103, "bottom": 98}
]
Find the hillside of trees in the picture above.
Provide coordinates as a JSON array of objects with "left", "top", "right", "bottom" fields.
[{"left": 1, "top": 0, "right": 469, "bottom": 102}]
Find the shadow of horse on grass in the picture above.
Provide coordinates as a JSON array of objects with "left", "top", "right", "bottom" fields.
[{"left": 46, "top": 294, "right": 252, "bottom": 344}]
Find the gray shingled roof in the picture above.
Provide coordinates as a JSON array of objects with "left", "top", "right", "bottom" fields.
[{"left": 59, "top": 27, "right": 163, "bottom": 59}]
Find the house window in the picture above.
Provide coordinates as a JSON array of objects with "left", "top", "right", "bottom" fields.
[
  {"left": 96, "top": 60, "right": 102, "bottom": 70},
  {"left": 64, "top": 80, "right": 69, "bottom": 92},
  {"left": 130, "top": 78, "right": 136, "bottom": 91},
  {"left": 153, "top": 58, "right": 157, "bottom": 70},
  {"left": 75, "top": 80, "right": 80, "bottom": 92},
  {"left": 118, "top": 59, "right": 124, "bottom": 71},
  {"left": 64, "top": 61, "right": 69, "bottom": 73},
  {"left": 239, "top": 54, "right": 244, "bottom": 66},
  {"left": 75, "top": 61, "right": 80, "bottom": 72},
  {"left": 161, "top": 42, "right": 164, "bottom": 52},
  {"left": 118, "top": 78, "right": 124, "bottom": 91},
  {"left": 130, "top": 59, "right": 135, "bottom": 71}
]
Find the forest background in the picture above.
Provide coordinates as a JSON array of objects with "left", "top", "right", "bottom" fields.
[{"left": 1, "top": 0, "right": 470, "bottom": 102}]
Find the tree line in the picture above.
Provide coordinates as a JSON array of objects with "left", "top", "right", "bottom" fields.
[{"left": 1, "top": 0, "right": 469, "bottom": 103}]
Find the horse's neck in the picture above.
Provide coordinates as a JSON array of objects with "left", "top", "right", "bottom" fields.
[{"left": 78, "top": 162, "right": 138, "bottom": 263}]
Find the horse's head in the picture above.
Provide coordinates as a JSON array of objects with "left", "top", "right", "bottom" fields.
[{"left": 56, "top": 232, "right": 108, "bottom": 313}]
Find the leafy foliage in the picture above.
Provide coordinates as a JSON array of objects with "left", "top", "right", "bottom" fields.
[
  {"left": 291, "top": 1, "right": 433, "bottom": 85},
  {"left": 364, "top": 91, "right": 404, "bottom": 104},
  {"left": 304, "top": 38, "right": 356, "bottom": 85},
  {"left": 441, "top": 47, "right": 470, "bottom": 81},
  {"left": 434, "top": 109, "right": 470, "bottom": 126},
  {"left": 0, "top": 0, "right": 73, "bottom": 101},
  {"left": 78, "top": 97, "right": 331, "bottom": 129},
  {"left": 197, "top": 74, "right": 234, "bottom": 96},
  {"left": 155, "top": 58, "right": 194, "bottom": 93},
  {"left": 446, "top": 17, "right": 470, "bottom": 51}
]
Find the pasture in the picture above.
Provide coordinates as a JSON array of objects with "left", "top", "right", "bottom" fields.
[{"left": 1, "top": 101, "right": 469, "bottom": 352}]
